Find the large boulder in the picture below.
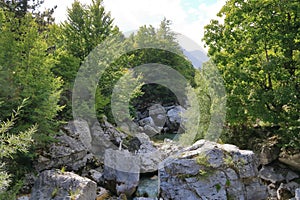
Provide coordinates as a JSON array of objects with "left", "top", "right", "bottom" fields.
[
  {"left": 167, "top": 106, "right": 185, "bottom": 124},
  {"left": 134, "top": 133, "right": 164, "bottom": 173},
  {"left": 159, "top": 140, "right": 268, "bottom": 200},
  {"left": 35, "top": 119, "right": 97, "bottom": 172},
  {"left": 102, "top": 149, "right": 140, "bottom": 197},
  {"left": 35, "top": 130, "right": 90, "bottom": 172},
  {"left": 30, "top": 170, "right": 97, "bottom": 200},
  {"left": 90, "top": 121, "right": 127, "bottom": 161}
]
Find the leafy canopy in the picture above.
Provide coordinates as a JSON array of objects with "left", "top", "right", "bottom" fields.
[{"left": 203, "top": 0, "right": 300, "bottom": 149}]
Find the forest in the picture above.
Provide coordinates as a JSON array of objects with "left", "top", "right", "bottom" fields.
[{"left": 0, "top": 0, "right": 299, "bottom": 199}]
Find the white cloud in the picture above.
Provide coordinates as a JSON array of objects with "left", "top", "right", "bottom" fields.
[
  {"left": 103, "top": 0, "right": 226, "bottom": 49},
  {"left": 41, "top": 0, "right": 226, "bottom": 49}
]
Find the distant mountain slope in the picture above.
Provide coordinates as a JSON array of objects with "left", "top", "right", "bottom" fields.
[
  {"left": 182, "top": 48, "right": 209, "bottom": 69},
  {"left": 176, "top": 34, "right": 209, "bottom": 69}
]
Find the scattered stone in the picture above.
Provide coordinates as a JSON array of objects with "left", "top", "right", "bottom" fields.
[
  {"left": 279, "top": 152, "right": 300, "bottom": 172},
  {"left": 277, "top": 182, "right": 300, "bottom": 200},
  {"left": 143, "top": 124, "right": 160, "bottom": 137},
  {"left": 259, "top": 166, "right": 285, "bottom": 183},
  {"left": 30, "top": 170, "right": 97, "bottom": 200},
  {"left": 101, "top": 120, "right": 126, "bottom": 146},
  {"left": 139, "top": 117, "right": 155, "bottom": 127},
  {"left": 89, "top": 169, "right": 103, "bottom": 183},
  {"left": 257, "top": 136, "right": 280, "bottom": 165},
  {"left": 135, "top": 133, "right": 157, "bottom": 153},
  {"left": 17, "top": 195, "right": 30, "bottom": 200},
  {"left": 167, "top": 105, "right": 185, "bottom": 124},
  {"left": 96, "top": 187, "right": 110, "bottom": 200},
  {"left": 277, "top": 182, "right": 295, "bottom": 200},
  {"left": 64, "top": 119, "right": 92, "bottom": 150},
  {"left": 286, "top": 170, "right": 299, "bottom": 182},
  {"left": 267, "top": 183, "right": 278, "bottom": 199},
  {"left": 245, "top": 180, "right": 269, "bottom": 200},
  {"left": 148, "top": 104, "right": 166, "bottom": 127}
]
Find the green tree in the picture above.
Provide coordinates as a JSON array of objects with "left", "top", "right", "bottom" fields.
[
  {"left": 0, "top": 0, "right": 56, "bottom": 31},
  {"left": 0, "top": 8, "right": 63, "bottom": 145},
  {"left": 203, "top": 0, "right": 300, "bottom": 149},
  {"left": 55, "top": 0, "right": 117, "bottom": 120},
  {"left": 125, "top": 19, "right": 196, "bottom": 109},
  {"left": 0, "top": 99, "right": 36, "bottom": 195},
  {"left": 180, "top": 60, "right": 226, "bottom": 145},
  {"left": 62, "top": 0, "right": 116, "bottom": 61}
]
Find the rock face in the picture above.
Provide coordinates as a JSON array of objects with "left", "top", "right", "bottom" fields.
[
  {"left": 30, "top": 170, "right": 97, "bottom": 200},
  {"left": 159, "top": 140, "right": 268, "bottom": 200}
]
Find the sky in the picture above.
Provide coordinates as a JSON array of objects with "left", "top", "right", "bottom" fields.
[{"left": 41, "top": 0, "right": 226, "bottom": 50}]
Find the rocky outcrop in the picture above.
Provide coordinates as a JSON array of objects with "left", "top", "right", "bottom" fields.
[
  {"left": 30, "top": 170, "right": 97, "bottom": 200},
  {"left": 35, "top": 119, "right": 127, "bottom": 172},
  {"left": 35, "top": 119, "right": 96, "bottom": 172},
  {"left": 30, "top": 118, "right": 299, "bottom": 199},
  {"left": 159, "top": 140, "right": 268, "bottom": 200}
]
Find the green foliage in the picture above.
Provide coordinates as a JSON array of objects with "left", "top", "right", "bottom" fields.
[
  {"left": 0, "top": 9, "right": 63, "bottom": 146},
  {"left": 180, "top": 60, "right": 226, "bottom": 144},
  {"left": 195, "top": 154, "right": 210, "bottom": 167},
  {"left": 226, "top": 179, "right": 231, "bottom": 187},
  {"left": 223, "top": 155, "right": 234, "bottom": 168},
  {"left": 72, "top": 17, "right": 196, "bottom": 124},
  {"left": 62, "top": 0, "right": 116, "bottom": 61},
  {"left": 0, "top": 180, "right": 24, "bottom": 200},
  {"left": 0, "top": 99, "right": 36, "bottom": 193},
  {"left": 54, "top": 0, "right": 117, "bottom": 120},
  {"left": 203, "top": 0, "right": 300, "bottom": 149},
  {"left": 215, "top": 183, "right": 221, "bottom": 192},
  {"left": 51, "top": 187, "right": 59, "bottom": 198}
]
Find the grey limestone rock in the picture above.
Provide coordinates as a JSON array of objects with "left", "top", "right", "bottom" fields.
[
  {"left": 159, "top": 140, "right": 267, "bottom": 200},
  {"left": 30, "top": 170, "right": 97, "bottom": 200}
]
